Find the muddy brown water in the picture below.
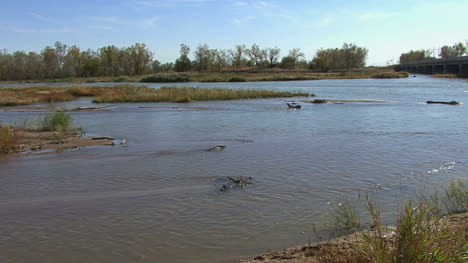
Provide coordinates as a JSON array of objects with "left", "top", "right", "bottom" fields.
[{"left": 1, "top": 76, "right": 468, "bottom": 262}]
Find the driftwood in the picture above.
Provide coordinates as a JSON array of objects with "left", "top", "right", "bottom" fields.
[
  {"left": 70, "top": 105, "right": 114, "bottom": 111},
  {"left": 287, "top": 103, "right": 302, "bottom": 109},
  {"left": 426, "top": 101, "right": 460, "bottom": 105},
  {"left": 92, "top": 136, "right": 115, "bottom": 140},
  {"left": 206, "top": 144, "right": 226, "bottom": 151},
  {"left": 219, "top": 176, "right": 253, "bottom": 191}
]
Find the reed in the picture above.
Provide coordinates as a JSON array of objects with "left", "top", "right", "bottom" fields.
[
  {"left": 92, "top": 85, "right": 310, "bottom": 103},
  {"left": 39, "top": 111, "right": 73, "bottom": 133}
]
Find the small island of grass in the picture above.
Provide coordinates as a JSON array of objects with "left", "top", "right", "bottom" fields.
[{"left": 0, "top": 85, "right": 312, "bottom": 106}]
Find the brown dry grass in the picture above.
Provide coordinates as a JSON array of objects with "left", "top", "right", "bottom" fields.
[{"left": 0, "top": 85, "right": 310, "bottom": 105}]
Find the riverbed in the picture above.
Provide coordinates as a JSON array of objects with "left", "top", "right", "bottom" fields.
[{"left": 1, "top": 76, "right": 467, "bottom": 262}]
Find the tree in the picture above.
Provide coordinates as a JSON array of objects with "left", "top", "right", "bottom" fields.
[
  {"left": 99, "top": 45, "right": 121, "bottom": 76},
  {"left": 174, "top": 44, "right": 192, "bottom": 72},
  {"left": 41, "top": 46, "right": 59, "bottom": 78},
  {"left": 341, "top": 43, "right": 368, "bottom": 69},
  {"left": 63, "top": 45, "right": 83, "bottom": 77},
  {"left": 439, "top": 42, "right": 467, "bottom": 58},
  {"left": 311, "top": 43, "right": 368, "bottom": 71},
  {"left": 54, "top": 41, "right": 67, "bottom": 77},
  {"left": 399, "top": 50, "right": 432, "bottom": 63},
  {"left": 194, "top": 44, "right": 213, "bottom": 71},
  {"left": 266, "top": 47, "right": 281, "bottom": 68},
  {"left": 280, "top": 48, "right": 304, "bottom": 69},
  {"left": 245, "top": 44, "right": 266, "bottom": 68},
  {"left": 130, "top": 43, "right": 152, "bottom": 75},
  {"left": 212, "top": 49, "right": 228, "bottom": 71},
  {"left": 228, "top": 44, "right": 246, "bottom": 70}
]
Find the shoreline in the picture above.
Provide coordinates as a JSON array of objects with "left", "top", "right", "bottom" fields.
[
  {"left": 238, "top": 212, "right": 468, "bottom": 262},
  {"left": 0, "top": 128, "right": 117, "bottom": 157},
  {"left": 0, "top": 70, "right": 408, "bottom": 85}
]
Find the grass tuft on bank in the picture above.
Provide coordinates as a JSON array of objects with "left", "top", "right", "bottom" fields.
[
  {"left": 0, "top": 125, "right": 21, "bottom": 153},
  {"left": 329, "top": 180, "right": 468, "bottom": 263}
]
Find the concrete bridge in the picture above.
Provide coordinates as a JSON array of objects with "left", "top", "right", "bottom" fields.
[{"left": 397, "top": 56, "right": 468, "bottom": 77}]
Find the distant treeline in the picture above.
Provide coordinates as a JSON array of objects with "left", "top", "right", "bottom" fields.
[
  {"left": 0, "top": 42, "right": 368, "bottom": 81},
  {"left": 399, "top": 42, "right": 467, "bottom": 64}
]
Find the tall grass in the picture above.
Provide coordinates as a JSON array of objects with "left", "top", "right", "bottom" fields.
[
  {"left": 92, "top": 85, "right": 310, "bottom": 103},
  {"left": 332, "top": 200, "right": 361, "bottom": 232},
  {"left": 326, "top": 181, "right": 467, "bottom": 263},
  {"left": 0, "top": 85, "right": 310, "bottom": 105},
  {"left": 0, "top": 125, "right": 21, "bottom": 153},
  {"left": 358, "top": 181, "right": 468, "bottom": 263},
  {"left": 40, "top": 111, "right": 73, "bottom": 133}
]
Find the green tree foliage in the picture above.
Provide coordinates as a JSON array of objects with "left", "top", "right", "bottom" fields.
[
  {"left": 174, "top": 44, "right": 192, "bottom": 72},
  {"left": 194, "top": 44, "right": 213, "bottom": 71},
  {"left": 312, "top": 43, "right": 368, "bottom": 71},
  {"left": 439, "top": 42, "right": 467, "bottom": 58},
  {"left": 399, "top": 49, "right": 433, "bottom": 63}
]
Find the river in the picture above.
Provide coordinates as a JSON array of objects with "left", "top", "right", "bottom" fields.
[{"left": 1, "top": 76, "right": 467, "bottom": 262}]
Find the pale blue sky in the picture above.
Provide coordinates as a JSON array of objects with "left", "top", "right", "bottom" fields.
[{"left": 1, "top": 0, "right": 467, "bottom": 65}]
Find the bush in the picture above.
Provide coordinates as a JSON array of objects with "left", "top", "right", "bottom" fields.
[
  {"left": 40, "top": 111, "right": 73, "bottom": 133},
  {"left": 140, "top": 74, "right": 191, "bottom": 83},
  {"left": 0, "top": 126, "right": 21, "bottom": 153},
  {"left": 228, "top": 77, "right": 247, "bottom": 82}
]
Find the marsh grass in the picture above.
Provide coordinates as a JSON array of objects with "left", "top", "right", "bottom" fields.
[
  {"left": 0, "top": 86, "right": 75, "bottom": 106},
  {"left": 0, "top": 125, "right": 21, "bottom": 153},
  {"left": 39, "top": 111, "right": 73, "bottom": 133},
  {"left": 0, "top": 85, "right": 310, "bottom": 105},
  {"left": 91, "top": 85, "right": 310, "bottom": 103}
]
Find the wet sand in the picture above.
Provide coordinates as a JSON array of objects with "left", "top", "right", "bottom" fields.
[{"left": 3, "top": 129, "right": 116, "bottom": 157}]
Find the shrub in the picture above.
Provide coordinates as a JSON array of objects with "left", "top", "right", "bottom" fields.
[
  {"left": 140, "top": 74, "right": 191, "bottom": 83},
  {"left": 0, "top": 126, "right": 21, "bottom": 153},
  {"left": 40, "top": 111, "right": 73, "bottom": 133},
  {"left": 228, "top": 77, "right": 247, "bottom": 82},
  {"left": 312, "top": 99, "right": 327, "bottom": 103}
]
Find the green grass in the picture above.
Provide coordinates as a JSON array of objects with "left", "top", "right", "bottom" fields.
[
  {"left": 325, "top": 180, "right": 467, "bottom": 263},
  {"left": 39, "top": 111, "right": 73, "bottom": 134},
  {"left": 332, "top": 200, "right": 362, "bottom": 232}
]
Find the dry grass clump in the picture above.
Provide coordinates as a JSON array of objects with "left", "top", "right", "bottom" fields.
[
  {"left": 0, "top": 125, "right": 21, "bottom": 153},
  {"left": 0, "top": 86, "right": 75, "bottom": 106}
]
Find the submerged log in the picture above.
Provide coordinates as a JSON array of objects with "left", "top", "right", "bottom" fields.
[
  {"left": 220, "top": 176, "right": 253, "bottom": 191},
  {"left": 287, "top": 103, "right": 302, "bottom": 109},
  {"left": 206, "top": 144, "right": 226, "bottom": 151},
  {"left": 426, "top": 101, "right": 460, "bottom": 105}
]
